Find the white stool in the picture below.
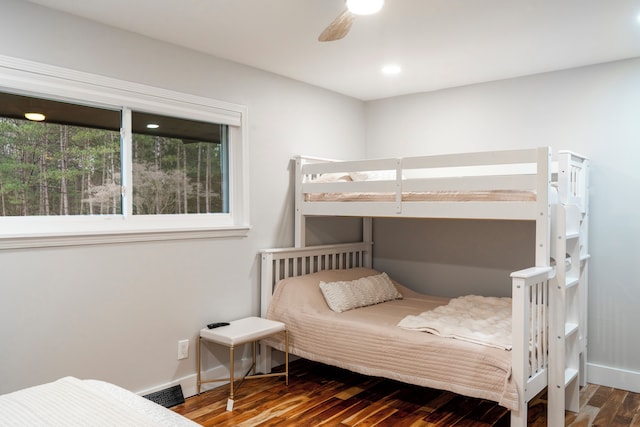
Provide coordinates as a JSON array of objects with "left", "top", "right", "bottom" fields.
[{"left": 197, "top": 316, "right": 288, "bottom": 411}]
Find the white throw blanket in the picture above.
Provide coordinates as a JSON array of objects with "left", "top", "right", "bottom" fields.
[{"left": 397, "top": 295, "right": 512, "bottom": 350}]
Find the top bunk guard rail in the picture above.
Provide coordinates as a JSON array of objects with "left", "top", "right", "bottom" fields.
[{"left": 296, "top": 147, "right": 551, "bottom": 221}]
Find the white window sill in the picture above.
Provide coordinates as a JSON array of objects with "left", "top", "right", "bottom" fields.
[{"left": 0, "top": 226, "right": 251, "bottom": 250}]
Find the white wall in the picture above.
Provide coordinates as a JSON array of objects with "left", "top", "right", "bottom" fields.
[
  {"left": 365, "top": 58, "right": 640, "bottom": 391},
  {"left": 0, "top": 0, "right": 365, "bottom": 395}
]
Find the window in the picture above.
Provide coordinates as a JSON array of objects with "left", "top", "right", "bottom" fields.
[
  {"left": 0, "top": 93, "right": 123, "bottom": 216},
  {"left": 0, "top": 55, "right": 249, "bottom": 248},
  {"left": 130, "top": 111, "right": 229, "bottom": 216}
]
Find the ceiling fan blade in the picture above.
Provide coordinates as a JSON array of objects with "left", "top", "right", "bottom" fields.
[{"left": 318, "top": 9, "right": 355, "bottom": 42}]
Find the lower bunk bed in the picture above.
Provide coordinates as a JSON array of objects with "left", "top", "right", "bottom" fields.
[{"left": 260, "top": 242, "right": 552, "bottom": 427}]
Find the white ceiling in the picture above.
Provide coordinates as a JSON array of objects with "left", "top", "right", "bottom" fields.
[{"left": 25, "top": 0, "right": 640, "bottom": 100}]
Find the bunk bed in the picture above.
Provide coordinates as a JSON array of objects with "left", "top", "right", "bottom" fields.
[{"left": 260, "top": 146, "right": 589, "bottom": 427}]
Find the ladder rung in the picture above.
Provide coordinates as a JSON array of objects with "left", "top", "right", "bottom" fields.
[
  {"left": 565, "top": 323, "right": 579, "bottom": 337},
  {"left": 566, "top": 277, "right": 579, "bottom": 288},
  {"left": 566, "top": 231, "right": 580, "bottom": 240},
  {"left": 565, "top": 368, "right": 579, "bottom": 386}
]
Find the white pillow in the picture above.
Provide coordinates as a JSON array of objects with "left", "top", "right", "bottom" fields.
[
  {"left": 310, "top": 173, "right": 352, "bottom": 183},
  {"left": 319, "top": 272, "right": 403, "bottom": 313},
  {"left": 349, "top": 170, "right": 399, "bottom": 181}
]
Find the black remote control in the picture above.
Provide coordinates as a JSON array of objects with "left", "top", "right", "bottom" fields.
[{"left": 207, "top": 322, "right": 230, "bottom": 329}]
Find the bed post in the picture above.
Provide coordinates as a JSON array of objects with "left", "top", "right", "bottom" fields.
[
  {"left": 510, "top": 265, "right": 552, "bottom": 427},
  {"left": 510, "top": 269, "right": 531, "bottom": 427},
  {"left": 294, "top": 156, "right": 305, "bottom": 247},
  {"left": 362, "top": 218, "right": 373, "bottom": 268},
  {"left": 259, "top": 250, "right": 275, "bottom": 374},
  {"left": 535, "top": 147, "right": 551, "bottom": 268}
]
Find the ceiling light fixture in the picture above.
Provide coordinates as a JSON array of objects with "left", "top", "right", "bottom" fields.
[
  {"left": 382, "top": 64, "right": 402, "bottom": 75},
  {"left": 146, "top": 123, "right": 160, "bottom": 129},
  {"left": 346, "top": 0, "right": 384, "bottom": 16},
  {"left": 24, "top": 112, "right": 46, "bottom": 121}
]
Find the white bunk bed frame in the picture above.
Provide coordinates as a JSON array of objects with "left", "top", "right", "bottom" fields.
[{"left": 261, "top": 146, "right": 589, "bottom": 427}]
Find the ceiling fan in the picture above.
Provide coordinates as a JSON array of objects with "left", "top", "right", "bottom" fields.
[{"left": 318, "top": 0, "right": 384, "bottom": 42}]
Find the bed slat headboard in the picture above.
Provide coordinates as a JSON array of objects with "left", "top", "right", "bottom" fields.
[{"left": 260, "top": 242, "right": 373, "bottom": 317}]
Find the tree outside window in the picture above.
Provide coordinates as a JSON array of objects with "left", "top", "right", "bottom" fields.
[{"left": 0, "top": 93, "right": 228, "bottom": 217}]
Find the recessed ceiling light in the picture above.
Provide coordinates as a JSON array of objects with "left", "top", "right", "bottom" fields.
[
  {"left": 24, "top": 112, "right": 46, "bottom": 121},
  {"left": 347, "top": 0, "right": 384, "bottom": 15},
  {"left": 381, "top": 64, "right": 402, "bottom": 75},
  {"left": 146, "top": 123, "right": 159, "bottom": 129}
]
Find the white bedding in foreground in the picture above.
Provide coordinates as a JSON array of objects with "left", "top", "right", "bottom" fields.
[
  {"left": 397, "top": 295, "right": 512, "bottom": 350},
  {"left": 0, "top": 376, "right": 198, "bottom": 427}
]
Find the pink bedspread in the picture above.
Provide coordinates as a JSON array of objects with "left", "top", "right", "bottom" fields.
[{"left": 264, "top": 268, "right": 519, "bottom": 410}]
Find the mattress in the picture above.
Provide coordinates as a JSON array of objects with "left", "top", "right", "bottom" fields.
[
  {"left": 305, "top": 189, "right": 536, "bottom": 202},
  {"left": 264, "top": 267, "right": 519, "bottom": 410},
  {"left": 0, "top": 376, "right": 198, "bottom": 427}
]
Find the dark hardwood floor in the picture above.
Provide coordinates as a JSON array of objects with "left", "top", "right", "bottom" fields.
[{"left": 173, "top": 359, "right": 640, "bottom": 426}]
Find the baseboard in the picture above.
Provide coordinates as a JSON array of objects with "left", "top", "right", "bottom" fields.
[
  {"left": 587, "top": 362, "right": 640, "bottom": 393},
  {"left": 136, "top": 357, "right": 255, "bottom": 399}
]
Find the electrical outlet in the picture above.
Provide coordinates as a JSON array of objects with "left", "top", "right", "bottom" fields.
[{"left": 177, "top": 339, "right": 189, "bottom": 360}]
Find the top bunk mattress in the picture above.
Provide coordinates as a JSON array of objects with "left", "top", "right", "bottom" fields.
[
  {"left": 306, "top": 189, "right": 536, "bottom": 202},
  {"left": 264, "top": 267, "right": 519, "bottom": 410}
]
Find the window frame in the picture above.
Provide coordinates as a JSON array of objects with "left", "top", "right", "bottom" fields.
[{"left": 0, "top": 55, "right": 250, "bottom": 249}]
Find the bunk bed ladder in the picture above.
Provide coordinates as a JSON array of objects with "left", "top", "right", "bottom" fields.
[{"left": 548, "top": 152, "right": 590, "bottom": 426}]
